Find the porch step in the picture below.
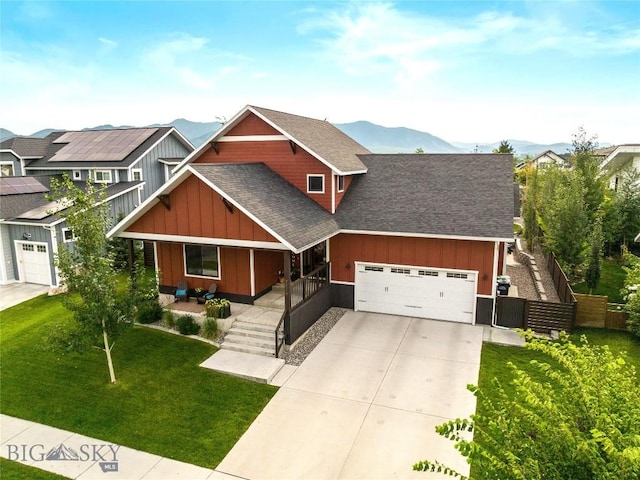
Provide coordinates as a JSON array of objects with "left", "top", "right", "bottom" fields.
[
  {"left": 227, "top": 327, "right": 273, "bottom": 341},
  {"left": 225, "top": 334, "right": 272, "bottom": 348},
  {"left": 221, "top": 321, "right": 275, "bottom": 357},
  {"left": 232, "top": 321, "right": 274, "bottom": 333},
  {"left": 221, "top": 342, "right": 275, "bottom": 357}
]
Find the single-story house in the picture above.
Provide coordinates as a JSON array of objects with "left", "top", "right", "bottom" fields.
[{"left": 109, "top": 105, "right": 514, "bottom": 344}]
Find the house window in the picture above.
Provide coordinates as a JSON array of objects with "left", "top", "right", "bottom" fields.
[
  {"left": 93, "top": 170, "right": 112, "bottom": 183},
  {"left": 72, "top": 170, "right": 81, "bottom": 180},
  {"left": 337, "top": 175, "right": 345, "bottom": 192},
  {"left": 62, "top": 228, "right": 77, "bottom": 243},
  {"left": 184, "top": 245, "right": 220, "bottom": 278},
  {"left": 132, "top": 169, "right": 143, "bottom": 181},
  {"left": 307, "top": 174, "right": 324, "bottom": 193},
  {"left": 1, "top": 163, "right": 14, "bottom": 176}
]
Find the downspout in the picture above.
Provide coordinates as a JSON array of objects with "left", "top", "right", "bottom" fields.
[
  {"left": 43, "top": 225, "right": 60, "bottom": 287},
  {"left": 491, "top": 240, "right": 509, "bottom": 330}
]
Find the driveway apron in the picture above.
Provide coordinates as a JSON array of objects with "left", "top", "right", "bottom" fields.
[{"left": 216, "top": 311, "right": 483, "bottom": 480}]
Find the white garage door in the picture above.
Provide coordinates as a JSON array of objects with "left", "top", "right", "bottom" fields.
[
  {"left": 355, "top": 263, "right": 477, "bottom": 324},
  {"left": 17, "top": 242, "right": 51, "bottom": 285}
]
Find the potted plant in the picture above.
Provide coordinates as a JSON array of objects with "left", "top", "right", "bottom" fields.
[
  {"left": 194, "top": 287, "right": 205, "bottom": 300},
  {"left": 205, "top": 298, "right": 232, "bottom": 319}
]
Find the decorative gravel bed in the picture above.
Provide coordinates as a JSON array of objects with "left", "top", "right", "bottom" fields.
[
  {"left": 284, "top": 307, "right": 347, "bottom": 366},
  {"left": 530, "top": 246, "right": 561, "bottom": 303},
  {"left": 507, "top": 261, "right": 539, "bottom": 301}
]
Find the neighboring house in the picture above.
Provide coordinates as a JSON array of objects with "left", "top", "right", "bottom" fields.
[
  {"left": 599, "top": 144, "right": 640, "bottom": 190},
  {"left": 0, "top": 175, "right": 140, "bottom": 287},
  {"left": 109, "top": 105, "right": 514, "bottom": 345},
  {"left": 0, "top": 128, "right": 194, "bottom": 287},
  {"left": 1, "top": 127, "right": 194, "bottom": 202},
  {"left": 529, "top": 150, "right": 570, "bottom": 169}
]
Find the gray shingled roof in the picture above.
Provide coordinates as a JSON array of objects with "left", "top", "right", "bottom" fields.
[
  {"left": 251, "top": 106, "right": 370, "bottom": 175},
  {"left": 0, "top": 137, "right": 51, "bottom": 158},
  {"left": 0, "top": 175, "right": 141, "bottom": 224},
  {"left": 335, "top": 154, "right": 514, "bottom": 239},
  {"left": 25, "top": 127, "right": 175, "bottom": 170},
  {"left": 191, "top": 163, "right": 340, "bottom": 251}
]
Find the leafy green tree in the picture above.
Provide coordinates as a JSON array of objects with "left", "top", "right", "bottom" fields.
[
  {"left": 570, "top": 127, "right": 605, "bottom": 224},
  {"left": 585, "top": 216, "right": 604, "bottom": 293},
  {"left": 493, "top": 140, "right": 515, "bottom": 154},
  {"left": 522, "top": 167, "right": 539, "bottom": 251},
  {"left": 622, "top": 250, "right": 640, "bottom": 338},
  {"left": 604, "top": 169, "right": 640, "bottom": 250},
  {"left": 540, "top": 170, "right": 589, "bottom": 277},
  {"left": 414, "top": 331, "right": 640, "bottom": 479},
  {"left": 415, "top": 147, "right": 425, "bottom": 154},
  {"left": 48, "top": 175, "right": 136, "bottom": 383}
]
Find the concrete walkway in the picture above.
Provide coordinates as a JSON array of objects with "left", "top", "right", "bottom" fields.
[
  {"left": 0, "top": 282, "right": 49, "bottom": 311},
  {"left": 0, "top": 414, "right": 217, "bottom": 479},
  {"left": 215, "top": 311, "right": 484, "bottom": 480}
]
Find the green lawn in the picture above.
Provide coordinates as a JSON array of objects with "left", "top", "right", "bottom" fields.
[
  {"left": 0, "top": 459, "right": 68, "bottom": 480},
  {"left": 572, "top": 257, "right": 627, "bottom": 303},
  {"left": 471, "top": 328, "right": 639, "bottom": 476},
  {"left": 0, "top": 294, "right": 277, "bottom": 469}
]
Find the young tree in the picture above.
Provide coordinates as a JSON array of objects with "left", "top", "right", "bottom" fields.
[
  {"left": 48, "top": 175, "right": 135, "bottom": 383},
  {"left": 585, "top": 216, "right": 604, "bottom": 293},
  {"left": 414, "top": 331, "right": 640, "bottom": 479},
  {"left": 622, "top": 250, "right": 640, "bottom": 338},
  {"left": 570, "top": 127, "right": 605, "bottom": 224},
  {"left": 521, "top": 167, "right": 539, "bottom": 251},
  {"left": 541, "top": 170, "right": 589, "bottom": 277},
  {"left": 415, "top": 147, "right": 425, "bottom": 154},
  {"left": 605, "top": 169, "right": 640, "bottom": 250},
  {"left": 493, "top": 140, "right": 515, "bottom": 154}
]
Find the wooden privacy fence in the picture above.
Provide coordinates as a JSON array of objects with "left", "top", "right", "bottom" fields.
[
  {"left": 547, "top": 252, "right": 576, "bottom": 304},
  {"left": 495, "top": 296, "right": 576, "bottom": 334},
  {"left": 495, "top": 250, "right": 577, "bottom": 333},
  {"left": 574, "top": 293, "right": 629, "bottom": 330}
]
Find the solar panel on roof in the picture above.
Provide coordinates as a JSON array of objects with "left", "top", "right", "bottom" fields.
[
  {"left": 18, "top": 201, "right": 64, "bottom": 220},
  {"left": 0, "top": 177, "right": 49, "bottom": 196},
  {"left": 50, "top": 128, "right": 158, "bottom": 162}
]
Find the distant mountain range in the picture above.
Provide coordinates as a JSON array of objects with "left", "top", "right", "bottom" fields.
[{"left": 1, "top": 119, "right": 589, "bottom": 157}]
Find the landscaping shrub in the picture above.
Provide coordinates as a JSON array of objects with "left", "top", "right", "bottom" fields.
[
  {"left": 176, "top": 315, "right": 200, "bottom": 335},
  {"left": 163, "top": 310, "right": 176, "bottom": 330},
  {"left": 201, "top": 318, "right": 218, "bottom": 340},
  {"left": 137, "top": 301, "right": 163, "bottom": 324}
]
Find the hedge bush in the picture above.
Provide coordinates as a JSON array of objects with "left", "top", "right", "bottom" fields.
[
  {"left": 176, "top": 315, "right": 200, "bottom": 335},
  {"left": 137, "top": 301, "right": 163, "bottom": 324}
]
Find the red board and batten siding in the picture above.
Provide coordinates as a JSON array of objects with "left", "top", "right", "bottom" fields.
[
  {"left": 227, "top": 113, "right": 281, "bottom": 136},
  {"left": 197, "top": 141, "right": 334, "bottom": 212},
  {"left": 156, "top": 243, "right": 252, "bottom": 295},
  {"left": 196, "top": 113, "right": 335, "bottom": 212},
  {"left": 156, "top": 245, "right": 282, "bottom": 297},
  {"left": 330, "top": 233, "right": 496, "bottom": 296},
  {"left": 127, "top": 175, "right": 277, "bottom": 242}
]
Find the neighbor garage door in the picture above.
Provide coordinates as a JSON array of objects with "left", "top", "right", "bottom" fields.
[
  {"left": 17, "top": 241, "right": 51, "bottom": 285},
  {"left": 355, "top": 262, "right": 477, "bottom": 324}
]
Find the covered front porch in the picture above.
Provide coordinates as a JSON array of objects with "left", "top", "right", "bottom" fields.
[{"left": 153, "top": 238, "right": 331, "bottom": 357}]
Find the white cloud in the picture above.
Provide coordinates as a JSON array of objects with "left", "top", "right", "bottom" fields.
[
  {"left": 298, "top": 2, "right": 640, "bottom": 85},
  {"left": 98, "top": 37, "right": 118, "bottom": 52}
]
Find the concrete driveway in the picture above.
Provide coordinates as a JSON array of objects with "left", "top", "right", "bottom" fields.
[
  {"left": 0, "top": 283, "right": 50, "bottom": 311},
  {"left": 215, "top": 311, "right": 483, "bottom": 480}
]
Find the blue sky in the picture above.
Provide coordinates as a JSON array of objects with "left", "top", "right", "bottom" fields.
[{"left": 1, "top": 0, "right": 638, "bottom": 144}]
